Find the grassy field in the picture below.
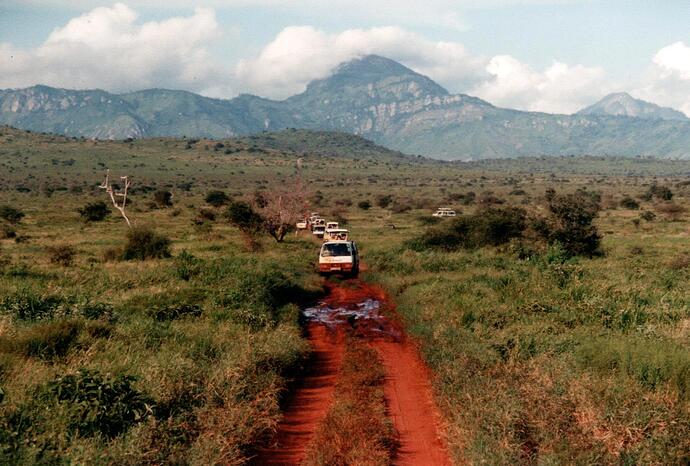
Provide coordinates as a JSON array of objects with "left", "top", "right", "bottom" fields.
[{"left": 1, "top": 126, "right": 689, "bottom": 464}]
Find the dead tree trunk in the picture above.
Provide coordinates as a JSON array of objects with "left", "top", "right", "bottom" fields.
[{"left": 99, "top": 169, "right": 132, "bottom": 228}]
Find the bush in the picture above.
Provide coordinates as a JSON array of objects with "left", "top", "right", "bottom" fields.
[
  {"left": 541, "top": 190, "right": 602, "bottom": 257},
  {"left": 226, "top": 201, "right": 263, "bottom": 235},
  {"left": 642, "top": 184, "right": 673, "bottom": 201},
  {"left": 47, "top": 244, "right": 76, "bottom": 266},
  {"left": 1, "top": 223, "right": 16, "bottom": 239},
  {"left": 153, "top": 190, "right": 173, "bottom": 207},
  {"left": 122, "top": 226, "right": 171, "bottom": 261},
  {"left": 148, "top": 303, "right": 203, "bottom": 321},
  {"left": 407, "top": 207, "right": 526, "bottom": 251},
  {"left": 357, "top": 200, "right": 372, "bottom": 210},
  {"left": 38, "top": 369, "right": 153, "bottom": 438},
  {"left": 620, "top": 196, "right": 640, "bottom": 210},
  {"left": 0, "top": 291, "right": 65, "bottom": 321},
  {"left": 4, "top": 319, "right": 83, "bottom": 360},
  {"left": 205, "top": 190, "right": 230, "bottom": 207},
  {"left": 655, "top": 202, "right": 686, "bottom": 221},
  {"left": 77, "top": 201, "right": 110, "bottom": 222},
  {"left": 640, "top": 210, "right": 656, "bottom": 222},
  {"left": 0, "top": 205, "right": 24, "bottom": 224},
  {"left": 376, "top": 194, "right": 393, "bottom": 209}
]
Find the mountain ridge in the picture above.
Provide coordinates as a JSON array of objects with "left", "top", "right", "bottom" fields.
[
  {"left": 2, "top": 55, "right": 690, "bottom": 160},
  {"left": 577, "top": 92, "right": 688, "bottom": 121}
]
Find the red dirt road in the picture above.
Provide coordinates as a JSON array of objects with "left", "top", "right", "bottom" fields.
[
  {"left": 251, "top": 324, "right": 344, "bottom": 465},
  {"left": 374, "top": 340, "right": 452, "bottom": 465},
  {"left": 253, "top": 279, "right": 452, "bottom": 465}
]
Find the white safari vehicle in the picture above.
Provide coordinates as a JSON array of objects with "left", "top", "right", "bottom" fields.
[
  {"left": 326, "top": 221, "right": 339, "bottom": 230},
  {"left": 296, "top": 219, "right": 308, "bottom": 230},
  {"left": 324, "top": 228, "right": 349, "bottom": 241},
  {"left": 319, "top": 241, "right": 359, "bottom": 277},
  {"left": 432, "top": 207, "right": 456, "bottom": 217}
]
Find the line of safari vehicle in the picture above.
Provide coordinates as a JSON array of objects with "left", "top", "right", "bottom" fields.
[{"left": 296, "top": 212, "right": 360, "bottom": 278}]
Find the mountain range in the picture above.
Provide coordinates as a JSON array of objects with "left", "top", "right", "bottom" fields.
[{"left": 2, "top": 54, "right": 690, "bottom": 160}]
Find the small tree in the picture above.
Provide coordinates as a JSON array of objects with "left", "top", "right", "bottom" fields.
[
  {"left": 358, "top": 200, "right": 372, "bottom": 210},
  {"left": 0, "top": 205, "right": 24, "bottom": 224},
  {"left": 205, "top": 190, "right": 230, "bottom": 207},
  {"left": 99, "top": 170, "right": 132, "bottom": 227},
  {"left": 78, "top": 201, "right": 111, "bottom": 222},
  {"left": 227, "top": 201, "right": 264, "bottom": 247},
  {"left": 122, "top": 226, "right": 171, "bottom": 260},
  {"left": 544, "top": 190, "right": 602, "bottom": 257},
  {"left": 376, "top": 194, "right": 394, "bottom": 209},
  {"left": 153, "top": 190, "right": 173, "bottom": 208}
]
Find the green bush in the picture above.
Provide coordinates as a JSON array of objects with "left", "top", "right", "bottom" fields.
[
  {"left": 205, "top": 190, "right": 230, "bottom": 207},
  {"left": 620, "top": 196, "right": 640, "bottom": 210},
  {"left": 542, "top": 190, "right": 602, "bottom": 258},
  {"left": 0, "top": 205, "right": 24, "bottom": 224},
  {"left": 407, "top": 207, "right": 526, "bottom": 251},
  {"left": 77, "top": 201, "right": 110, "bottom": 222},
  {"left": 148, "top": 303, "right": 203, "bottom": 321},
  {"left": 47, "top": 244, "right": 76, "bottom": 266},
  {"left": 122, "top": 226, "right": 171, "bottom": 261},
  {"left": 3, "top": 319, "right": 83, "bottom": 360},
  {"left": 357, "top": 200, "right": 372, "bottom": 210},
  {"left": 174, "top": 250, "right": 202, "bottom": 281},
  {"left": 38, "top": 370, "right": 153, "bottom": 438},
  {"left": 642, "top": 184, "right": 673, "bottom": 201},
  {"left": 153, "top": 190, "right": 173, "bottom": 207},
  {"left": 0, "top": 290, "right": 65, "bottom": 321},
  {"left": 226, "top": 201, "right": 264, "bottom": 235}
]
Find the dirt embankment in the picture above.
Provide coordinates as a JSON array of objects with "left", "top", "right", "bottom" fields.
[{"left": 252, "top": 279, "right": 452, "bottom": 465}]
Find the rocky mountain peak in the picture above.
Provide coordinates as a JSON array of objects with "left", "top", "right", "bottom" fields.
[{"left": 577, "top": 92, "right": 688, "bottom": 121}]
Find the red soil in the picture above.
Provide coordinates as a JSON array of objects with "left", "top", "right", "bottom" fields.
[
  {"left": 251, "top": 324, "right": 344, "bottom": 465},
  {"left": 253, "top": 279, "right": 452, "bottom": 465},
  {"left": 373, "top": 340, "right": 452, "bottom": 465}
]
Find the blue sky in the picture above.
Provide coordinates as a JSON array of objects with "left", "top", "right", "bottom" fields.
[{"left": 2, "top": 1, "right": 690, "bottom": 114}]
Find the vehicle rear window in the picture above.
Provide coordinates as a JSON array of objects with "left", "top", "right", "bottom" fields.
[{"left": 321, "top": 243, "right": 352, "bottom": 257}]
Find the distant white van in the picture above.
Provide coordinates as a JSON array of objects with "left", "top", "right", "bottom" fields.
[{"left": 432, "top": 207, "right": 456, "bottom": 217}]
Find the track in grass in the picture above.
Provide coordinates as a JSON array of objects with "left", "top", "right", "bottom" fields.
[{"left": 253, "top": 279, "right": 451, "bottom": 465}]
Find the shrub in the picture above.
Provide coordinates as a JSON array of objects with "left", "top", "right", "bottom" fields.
[
  {"left": 37, "top": 369, "right": 153, "bottom": 438},
  {"left": 77, "top": 201, "right": 110, "bottom": 222},
  {"left": 47, "top": 244, "right": 76, "bottom": 266},
  {"left": 226, "top": 201, "right": 263, "bottom": 235},
  {"left": 640, "top": 210, "right": 656, "bottom": 222},
  {"left": 0, "top": 291, "right": 65, "bottom": 321},
  {"left": 655, "top": 202, "right": 686, "bottom": 221},
  {"left": 122, "top": 226, "right": 171, "bottom": 261},
  {"left": 357, "top": 200, "right": 372, "bottom": 210},
  {"left": 174, "top": 250, "right": 202, "bottom": 281},
  {"left": 0, "top": 205, "right": 24, "bottom": 224},
  {"left": 541, "top": 190, "right": 602, "bottom": 257},
  {"left": 6, "top": 319, "right": 83, "bottom": 360},
  {"left": 148, "top": 303, "right": 203, "bottom": 321},
  {"left": 1, "top": 223, "right": 16, "bottom": 239},
  {"left": 620, "top": 196, "right": 640, "bottom": 210},
  {"left": 407, "top": 207, "right": 526, "bottom": 251},
  {"left": 205, "top": 190, "right": 230, "bottom": 207},
  {"left": 196, "top": 208, "right": 216, "bottom": 223},
  {"left": 153, "top": 190, "right": 173, "bottom": 207},
  {"left": 376, "top": 194, "right": 393, "bottom": 209},
  {"left": 642, "top": 184, "right": 673, "bottom": 201}
]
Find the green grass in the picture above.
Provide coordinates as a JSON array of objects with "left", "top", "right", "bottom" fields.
[{"left": 1, "top": 126, "right": 689, "bottom": 464}]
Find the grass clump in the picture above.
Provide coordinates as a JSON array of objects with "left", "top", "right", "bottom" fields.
[
  {"left": 77, "top": 201, "right": 110, "bottom": 222},
  {"left": 121, "top": 226, "right": 171, "bottom": 260},
  {"left": 406, "top": 207, "right": 526, "bottom": 251},
  {"left": 47, "top": 244, "right": 76, "bottom": 266},
  {"left": 0, "top": 205, "right": 24, "bottom": 224}
]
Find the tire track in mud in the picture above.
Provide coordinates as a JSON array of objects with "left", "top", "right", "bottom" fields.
[
  {"left": 253, "top": 279, "right": 451, "bottom": 465},
  {"left": 252, "top": 324, "right": 344, "bottom": 465}
]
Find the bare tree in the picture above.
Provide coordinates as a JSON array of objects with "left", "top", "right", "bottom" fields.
[
  {"left": 257, "top": 162, "right": 309, "bottom": 242},
  {"left": 99, "top": 169, "right": 132, "bottom": 227}
]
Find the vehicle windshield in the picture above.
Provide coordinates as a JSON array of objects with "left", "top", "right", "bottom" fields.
[{"left": 321, "top": 243, "right": 352, "bottom": 257}]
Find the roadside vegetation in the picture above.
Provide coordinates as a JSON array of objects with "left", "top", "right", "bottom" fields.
[{"left": 0, "top": 125, "right": 689, "bottom": 464}]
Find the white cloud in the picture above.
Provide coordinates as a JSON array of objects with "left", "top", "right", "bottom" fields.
[
  {"left": 471, "top": 55, "right": 608, "bottom": 114},
  {"left": 234, "top": 25, "right": 486, "bottom": 99},
  {"left": 631, "top": 41, "right": 690, "bottom": 117},
  {"left": 0, "top": 3, "right": 231, "bottom": 95}
]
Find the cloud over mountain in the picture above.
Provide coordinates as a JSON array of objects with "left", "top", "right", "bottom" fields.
[{"left": 0, "top": 3, "right": 231, "bottom": 96}]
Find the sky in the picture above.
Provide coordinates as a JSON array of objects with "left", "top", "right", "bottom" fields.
[{"left": 1, "top": 1, "right": 690, "bottom": 115}]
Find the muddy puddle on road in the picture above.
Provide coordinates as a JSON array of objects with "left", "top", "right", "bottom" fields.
[{"left": 301, "top": 298, "right": 402, "bottom": 341}]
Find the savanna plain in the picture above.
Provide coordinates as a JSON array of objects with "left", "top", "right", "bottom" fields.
[{"left": 0, "top": 125, "right": 689, "bottom": 465}]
